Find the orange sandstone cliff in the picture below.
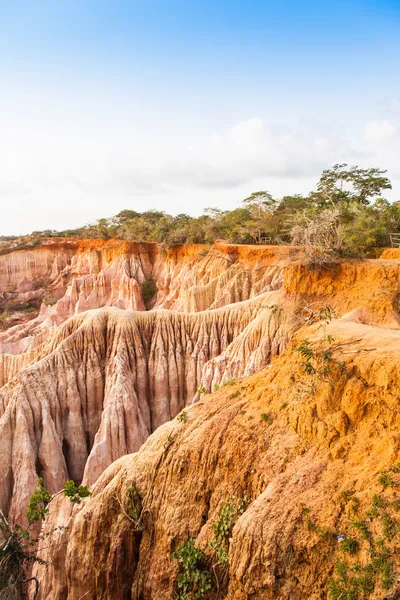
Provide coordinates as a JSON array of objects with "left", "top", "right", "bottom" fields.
[
  {"left": 2, "top": 240, "right": 400, "bottom": 599},
  {"left": 34, "top": 319, "right": 400, "bottom": 600},
  {"left": 0, "top": 240, "right": 292, "bottom": 522}
]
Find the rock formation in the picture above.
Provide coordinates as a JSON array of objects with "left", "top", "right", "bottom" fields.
[
  {"left": 32, "top": 318, "right": 400, "bottom": 600},
  {"left": 0, "top": 240, "right": 294, "bottom": 523},
  {"left": 2, "top": 239, "right": 400, "bottom": 599}
]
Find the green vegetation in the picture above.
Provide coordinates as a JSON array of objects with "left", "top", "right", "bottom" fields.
[
  {"left": 124, "top": 484, "right": 143, "bottom": 531},
  {"left": 25, "top": 164, "right": 399, "bottom": 257},
  {"left": 0, "top": 478, "right": 90, "bottom": 599},
  {"left": 0, "top": 309, "right": 9, "bottom": 330},
  {"left": 141, "top": 277, "right": 157, "bottom": 304},
  {"left": 172, "top": 492, "right": 250, "bottom": 599},
  {"left": 221, "top": 379, "right": 236, "bottom": 387},
  {"left": 301, "top": 467, "right": 400, "bottom": 599},
  {"left": 209, "top": 493, "right": 249, "bottom": 567},
  {"left": 0, "top": 300, "right": 39, "bottom": 330},
  {"left": 339, "top": 538, "right": 360, "bottom": 556},
  {"left": 260, "top": 412, "right": 271, "bottom": 424},
  {"left": 198, "top": 249, "right": 209, "bottom": 257},
  {"left": 177, "top": 410, "right": 188, "bottom": 423},
  {"left": 378, "top": 472, "right": 394, "bottom": 488},
  {"left": 301, "top": 505, "right": 335, "bottom": 540},
  {"left": 290, "top": 305, "right": 351, "bottom": 400},
  {"left": 172, "top": 538, "right": 212, "bottom": 600}
]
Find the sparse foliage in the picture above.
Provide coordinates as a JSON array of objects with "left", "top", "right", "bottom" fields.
[
  {"left": 209, "top": 493, "right": 250, "bottom": 567},
  {"left": 141, "top": 277, "right": 157, "bottom": 304},
  {"left": 260, "top": 412, "right": 271, "bottom": 424},
  {"left": 172, "top": 538, "right": 212, "bottom": 600},
  {"left": 302, "top": 469, "right": 400, "bottom": 599},
  {"left": 290, "top": 208, "right": 343, "bottom": 266},
  {"left": 0, "top": 479, "right": 90, "bottom": 599},
  {"left": 177, "top": 410, "right": 188, "bottom": 423}
]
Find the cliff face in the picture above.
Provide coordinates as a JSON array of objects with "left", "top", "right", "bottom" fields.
[
  {"left": 0, "top": 240, "right": 295, "bottom": 523},
  {"left": 33, "top": 318, "right": 400, "bottom": 600},
  {"left": 3, "top": 240, "right": 400, "bottom": 600},
  {"left": 0, "top": 297, "right": 287, "bottom": 524},
  {"left": 0, "top": 240, "right": 287, "bottom": 358}
]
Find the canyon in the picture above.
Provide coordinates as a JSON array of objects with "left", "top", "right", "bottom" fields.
[
  {"left": 1, "top": 239, "right": 400, "bottom": 599},
  {"left": 0, "top": 239, "right": 291, "bottom": 523}
]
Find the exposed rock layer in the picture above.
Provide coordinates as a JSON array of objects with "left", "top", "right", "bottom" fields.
[
  {"left": 0, "top": 297, "right": 286, "bottom": 523},
  {"left": 0, "top": 240, "right": 295, "bottom": 522},
  {"left": 33, "top": 319, "right": 400, "bottom": 600},
  {"left": 2, "top": 240, "right": 400, "bottom": 541},
  {"left": 0, "top": 240, "right": 287, "bottom": 358}
]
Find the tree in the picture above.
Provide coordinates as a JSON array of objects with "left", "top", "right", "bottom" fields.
[
  {"left": 114, "top": 209, "right": 141, "bottom": 222},
  {"left": 19, "top": 162, "right": 394, "bottom": 253},
  {"left": 242, "top": 191, "right": 277, "bottom": 243},
  {"left": 0, "top": 479, "right": 90, "bottom": 599},
  {"left": 349, "top": 166, "right": 392, "bottom": 205},
  {"left": 315, "top": 164, "right": 392, "bottom": 207},
  {"left": 290, "top": 209, "right": 343, "bottom": 266}
]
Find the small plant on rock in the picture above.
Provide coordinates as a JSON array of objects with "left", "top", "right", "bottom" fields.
[
  {"left": 325, "top": 470, "right": 400, "bottom": 599},
  {"left": 177, "top": 410, "right": 188, "bottom": 423},
  {"left": 172, "top": 537, "right": 212, "bottom": 600},
  {"left": 339, "top": 537, "right": 360, "bottom": 556},
  {"left": 0, "top": 478, "right": 90, "bottom": 599},
  {"left": 124, "top": 484, "right": 143, "bottom": 530},
  {"left": 210, "top": 493, "right": 250, "bottom": 567},
  {"left": 141, "top": 277, "right": 157, "bottom": 304},
  {"left": 291, "top": 306, "right": 351, "bottom": 401},
  {"left": 260, "top": 412, "right": 271, "bottom": 424}
]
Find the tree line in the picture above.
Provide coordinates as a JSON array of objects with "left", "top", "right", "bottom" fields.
[{"left": 30, "top": 164, "right": 400, "bottom": 255}]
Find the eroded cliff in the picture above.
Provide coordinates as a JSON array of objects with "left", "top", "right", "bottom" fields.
[
  {"left": 33, "top": 318, "right": 400, "bottom": 600},
  {"left": 0, "top": 240, "right": 294, "bottom": 522},
  {"left": 3, "top": 240, "right": 400, "bottom": 600}
]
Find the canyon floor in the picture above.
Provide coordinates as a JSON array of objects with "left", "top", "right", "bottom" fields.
[{"left": 1, "top": 239, "right": 400, "bottom": 599}]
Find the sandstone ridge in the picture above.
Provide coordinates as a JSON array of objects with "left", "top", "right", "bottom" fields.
[
  {"left": 0, "top": 240, "right": 292, "bottom": 522},
  {"left": 2, "top": 240, "right": 400, "bottom": 600},
  {"left": 33, "top": 318, "right": 400, "bottom": 600}
]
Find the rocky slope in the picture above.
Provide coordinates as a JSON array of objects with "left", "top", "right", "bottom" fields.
[
  {"left": 0, "top": 240, "right": 293, "bottom": 522},
  {"left": 3, "top": 240, "right": 400, "bottom": 599},
  {"left": 33, "top": 318, "right": 400, "bottom": 600},
  {"left": 0, "top": 239, "right": 286, "bottom": 357}
]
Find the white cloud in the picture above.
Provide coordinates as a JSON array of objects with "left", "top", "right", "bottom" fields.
[
  {"left": 1, "top": 100, "right": 400, "bottom": 235},
  {"left": 156, "top": 118, "right": 359, "bottom": 189},
  {"left": 364, "top": 120, "right": 397, "bottom": 142},
  {"left": 0, "top": 115, "right": 357, "bottom": 198}
]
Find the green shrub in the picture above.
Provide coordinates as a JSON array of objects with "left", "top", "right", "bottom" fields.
[
  {"left": 1, "top": 478, "right": 90, "bottom": 598},
  {"left": 177, "top": 410, "right": 188, "bottom": 423},
  {"left": 209, "top": 493, "right": 249, "bottom": 567},
  {"left": 172, "top": 538, "right": 212, "bottom": 600},
  {"left": 339, "top": 537, "right": 360, "bottom": 555},
  {"left": 142, "top": 277, "right": 157, "bottom": 303},
  {"left": 325, "top": 471, "right": 400, "bottom": 599},
  {"left": 378, "top": 472, "right": 394, "bottom": 489}
]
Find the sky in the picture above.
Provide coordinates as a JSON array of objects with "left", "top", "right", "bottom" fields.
[{"left": 1, "top": 0, "right": 400, "bottom": 235}]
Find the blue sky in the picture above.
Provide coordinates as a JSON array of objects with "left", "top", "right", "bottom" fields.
[{"left": 1, "top": 0, "right": 400, "bottom": 234}]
